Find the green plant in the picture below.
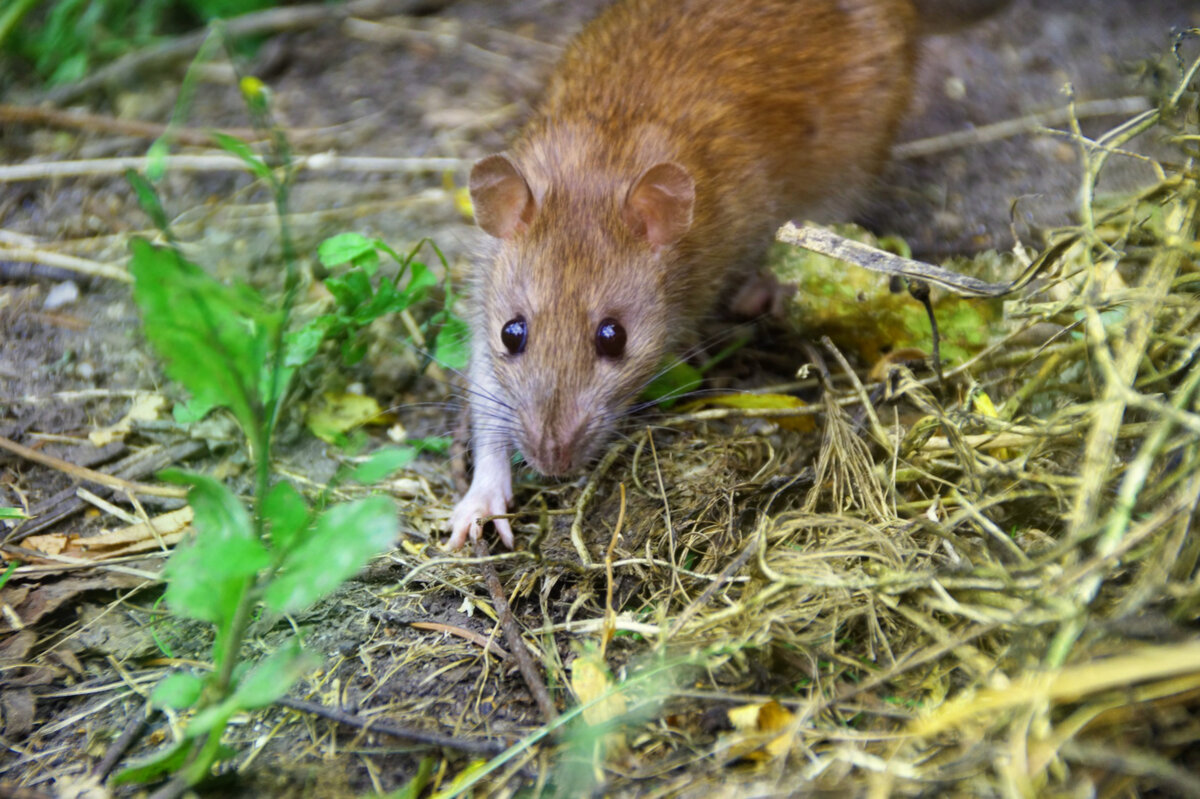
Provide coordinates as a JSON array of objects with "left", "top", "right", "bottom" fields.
[
  {"left": 112, "top": 79, "right": 412, "bottom": 789},
  {"left": 0, "top": 0, "right": 275, "bottom": 85},
  {"left": 291, "top": 231, "right": 468, "bottom": 372}
]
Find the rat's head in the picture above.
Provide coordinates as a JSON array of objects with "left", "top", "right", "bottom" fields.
[{"left": 469, "top": 152, "right": 695, "bottom": 476}]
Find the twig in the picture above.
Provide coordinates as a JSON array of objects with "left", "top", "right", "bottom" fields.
[
  {"left": 0, "top": 246, "right": 130, "bottom": 283},
  {"left": 410, "top": 620, "right": 510, "bottom": 660},
  {"left": 92, "top": 705, "right": 153, "bottom": 780},
  {"left": 776, "top": 222, "right": 1041, "bottom": 297},
  {"left": 472, "top": 537, "right": 558, "bottom": 724},
  {"left": 0, "top": 152, "right": 465, "bottom": 184},
  {"left": 0, "top": 104, "right": 333, "bottom": 147},
  {"left": 892, "top": 96, "right": 1151, "bottom": 160},
  {"left": 7, "top": 440, "right": 201, "bottom": 542},
  {"left": 0, "top": 434, "right": 187, "bottom": 500},
  {"left": 276, "top": 696, "right": 507, "bottom": 754}
]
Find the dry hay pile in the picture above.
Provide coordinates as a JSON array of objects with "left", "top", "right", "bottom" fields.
[{"left": 379, "top": 49, "right": 1200, "bottom": 797}]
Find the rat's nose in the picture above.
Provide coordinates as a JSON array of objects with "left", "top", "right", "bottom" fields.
[{"left": 523, "top": 417, "right": 588, "bottom": 477}]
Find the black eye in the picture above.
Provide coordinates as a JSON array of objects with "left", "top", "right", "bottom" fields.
[
  {"left": 595, "top": 317, "right": 626, "bottom": 359},
  {"left": 501, "top": 316, "right": 527, "bottom": 355}
]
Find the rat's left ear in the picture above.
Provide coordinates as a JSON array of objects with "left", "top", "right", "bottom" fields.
[{"left": 623, "top": 162, "right": 694, "bottom": 248}]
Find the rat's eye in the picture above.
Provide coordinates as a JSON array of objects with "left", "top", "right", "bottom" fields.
[
  {"left": 595, "top": 318, "right": 626, "bottom": 359},
  {"left": 501, "top": 316, "right": 527, "bottom": 355}
]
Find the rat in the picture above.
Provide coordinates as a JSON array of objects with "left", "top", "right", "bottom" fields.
[{"left": 448, "top": 0, "right": 1006, "bottom": 549}]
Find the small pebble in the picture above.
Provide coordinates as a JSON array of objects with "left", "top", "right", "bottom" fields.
[{"left": 43, "top": 281, "right": 79, "bottom": 310}]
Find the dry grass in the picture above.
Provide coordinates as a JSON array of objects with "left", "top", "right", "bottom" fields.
[{"left": 374, "top": 47, "right": 1200, "bottom": 797}]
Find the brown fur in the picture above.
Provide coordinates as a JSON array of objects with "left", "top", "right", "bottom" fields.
[{"left": 469, "top": 0, "right": 917, "bottom": 477}]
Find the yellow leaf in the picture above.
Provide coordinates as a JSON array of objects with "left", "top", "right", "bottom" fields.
[
  {"left": 571, "top": 652, "right": 627, "bottom": 726},
  {"left": 970, "top": 389, "right": 1010, "bottom": 459},
  {"left": 305, "top": 392, "right": 390, "bottom": 443},
  {"left": 693, "top": 393, "right": 815, "bottom": 432},
  {"left": 725, "top": 700, "right": 796, "bottom": 761},
  {"left": 727, "top": 702, "right": 764, "bottom": 732},
  {"left": 445, "top": 172, "right": 474, "bottom": 220},
  {"left": 972, "top": 389, "right": 1000, "bottom": 417}
]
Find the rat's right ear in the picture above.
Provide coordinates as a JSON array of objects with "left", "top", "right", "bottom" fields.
[
  {"left": 469, "top": 154, "right": 536, "bottom": 239},
  {"left": 623, "top": 162, "right": 695, "bottom": 249}
]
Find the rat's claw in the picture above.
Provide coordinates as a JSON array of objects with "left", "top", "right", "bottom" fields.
[{"left": 448, "top": 482, "right": 513, "bottom": 550}]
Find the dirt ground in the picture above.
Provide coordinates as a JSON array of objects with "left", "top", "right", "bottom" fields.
[{"left": 1, "top": 0, "right": 1198, "bottom": 796}]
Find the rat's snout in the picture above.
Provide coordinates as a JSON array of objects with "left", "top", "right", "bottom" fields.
[{"left": 521, "top": 411, "right": 594, "bottom": 477}]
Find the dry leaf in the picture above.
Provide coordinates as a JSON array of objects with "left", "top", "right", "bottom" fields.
[
  {"left": 726, "top": 700, "right": 797, "bottom": 760},
  {"left": 571, "top": 649, "right": 628, "bottom": 762},
  {"left": 77, "top": 506, "right": 192, "bottom": 558},
  {"left": 23, "top": 534, "right": 67, "bottom": 557},
  {"left": 306, "top": 392, "right": 392, "bottom": 443},
  {"left": 89, "top": 392, "right": 166, "bottom": 446},
  {"left": 17, "top": 508, "right": 192, "bottom": 566},
  {"left": 572, "top": 651, "right": 627, "bottom": 726}
]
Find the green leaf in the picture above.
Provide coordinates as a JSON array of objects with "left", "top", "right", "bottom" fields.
[
  {"left": 184, "top": 700, "right": 237, "bottom": 740},
  {"left": 232, "top": 639, "right": 316, "bottom": 709},
  {"left": 146, "top": 138, "right": 171, "bottom": 182},
  {"left": 350, "top": 446, "right": 417, "bottom": 483},
  {"left": 340, "top": 338, "right": 368, "bottom": 366},
  {"left": 284, "top": 318, "right": 331, "bottom": 368},
  {"left": 398, "top": 261, "right": 437, "bottom": 305},
  {"left": 173, "top": 396, "right": 216, "bottom": 425},
  {"left": 210, "top": 131, "right": 272, "bottom": 182},
  {"left": 0, "top": 507, "right": 29, "bottom": 519},
  {"left": 263, "top": 481, "right": 309, "bottom": 555},
  {"left": 112, "top": 738, "right": 195, "bottom": 786},
  {"left": 641, "top": 361, "right": 703, "bottom": 408},
  {"left": 386, "top": 755, "right": 436, "bottom": 799},
  {"left": 124, "top": 170, "right": 172, "bottom": 236},
  {"left": 406, "top": 436, "right": 451, "bottom": 455},
  {"left": 355, "top": 276, "right": 400, "bottom": 322},
  {"left": 0, "top": 561, "right": 18, "bottom": 591},
  {"left": 264, "top": 496, "right": 397, "bottom": 613},
  {"left": 151, "top": 671, "right": 204, "bottom": 710},
  {"left": 318, "top": 232, "right": 379, "bottom": 272},
  {"left": 130, "top": 238, "right": 275, "bottom": 438},
  {"left": 161, "top": 471, "right": 268, "bottom": 624},
  {"left": 257, "top": 352, "right": 296, "bottom": 419},
  {"left": 434, "top": 316, "right": 470, "bottom": 371},
  {"left": 47, "top": 51, "right": 87, "bottom": 85}
]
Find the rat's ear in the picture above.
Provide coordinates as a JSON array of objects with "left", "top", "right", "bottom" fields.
[
  {"left": 469, "top": 154, "right": 536, "bottom": 239},
  {"left": 623, "top": 162, "right": 694, "bottom": 248}
]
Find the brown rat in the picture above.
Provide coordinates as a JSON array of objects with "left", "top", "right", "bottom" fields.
[{"left": 449, "top": 0, "right": 929, "bottom": 549}]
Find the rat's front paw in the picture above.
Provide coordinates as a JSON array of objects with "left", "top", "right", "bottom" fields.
[{"left": 448, "top": 483, "right": 513, "bottom": 550}]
